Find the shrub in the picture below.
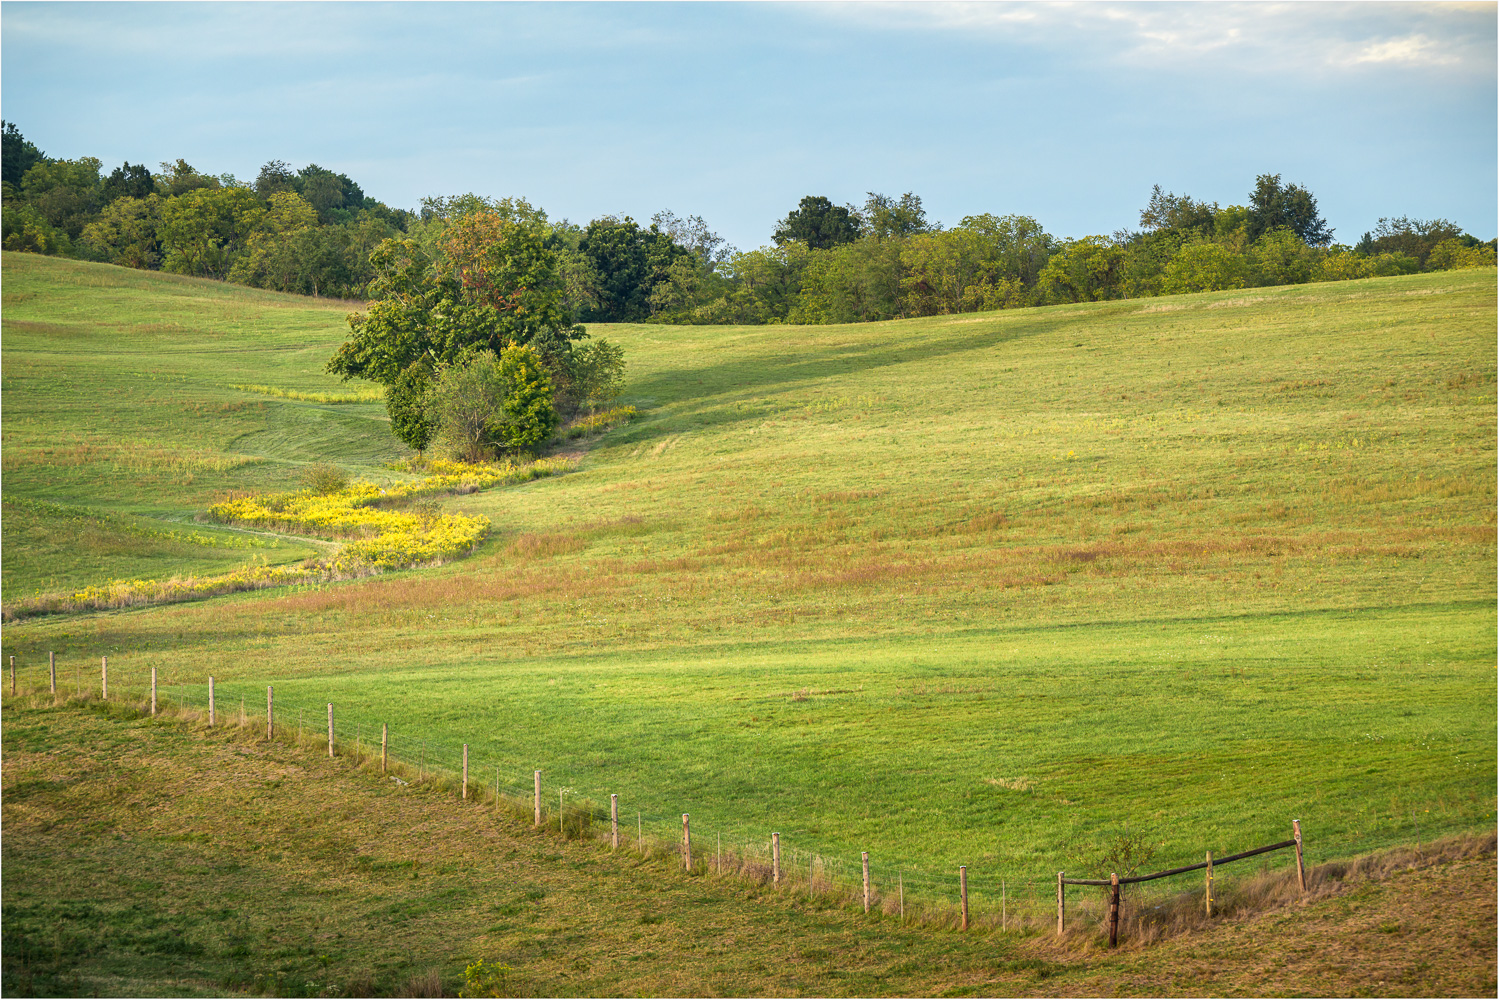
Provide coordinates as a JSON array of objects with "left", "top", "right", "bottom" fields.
[
  {"left": 387, "top": 357, "right": 437, "bottom": 454},
  {"left": 567, "top": 338, "right": 626, "bottom": 413},
  {"left": 426, "top": 345, "right": 557, "bottom": 461},
  {"left": 1161, "top": 242, "right": 1248, "bottom": 294},
  {"left": 460, "top": 959, "right": 513, "bottom": 998},
  {"left": 1426, "top": 237, "right": 1497, "bottom": 271},
  {"left": 491, "top": 343, "right": 557, "bottom": 453},
  {"left": 300, "top": 462, "right": 348, "bottom": 496}
]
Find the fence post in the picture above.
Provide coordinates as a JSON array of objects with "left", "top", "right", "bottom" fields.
[
  {"left": 900, "top": 874, "right": 905, "bottom": 924},
  {"left": 862, "top": 852, "right": 871, "bottom": 913},
  {"left": 152, "top": 668, "right": 158, "bottom": 715},
  {"left": 959, "top": 866, "right": 969, "bottom": 930},
  {"left": 772, "top": 833, "right": 781, "bottom": 885},
  {"left": 208, "top": 676, "right": 215, "bottom": 726},
  {"left": 462, "top": 745, "right": 468, "bottom": 798},
  {"left": 101, "top": 656, "right": 108, "bottom": 699},
  {"left": 49, "top": 651, "right": 56, "bottom": 695},
  {"left": 1108, "top": 873, "right": 1120, "bottom": 947},
  {"left": 239, "top": 696, "right": 244, "bottom": 727},
  {"left": 1205, "top": 851, "right": 1214, "bottom": 917},
  {"left": 682, "top": 814, "right": 692, "bottom": 871},
  {"left": 534, "top": 771, "right": 541, "bottom": 827},
  {"left": 1293, "top": 819, "right": 1307, "bottom": 892},
  {"left": 266, "top": 686, "right": 273, "bottom": 740},
  {"left": 8, "top": 655, "right": 13, "bottom": 696},
  {"left": 611, "top": 794, "right": 619, "bottom": 850},
  {"left": 326, "top": 704, "right": 334, "bottom": 757},
  {"left": 382, "top": 724, "right": 388, "bottom": 773},
  {"left": 1056, "top": 872, "right": 1065, "bottom": 935}
]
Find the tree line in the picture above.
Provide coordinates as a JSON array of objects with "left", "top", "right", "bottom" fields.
[{"left": 4, "top": 121, "right": 1494, "bottom": 326}]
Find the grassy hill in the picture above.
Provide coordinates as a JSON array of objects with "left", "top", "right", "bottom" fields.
[
  {"left": 2, "top": 253, "right": 1494, "bottom": 916},
  {"left": 5, "top": 697, "right": 1494, "bottom": 997}
]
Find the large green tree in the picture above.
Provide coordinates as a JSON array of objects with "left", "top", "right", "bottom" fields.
[
  {"left": 772, "top": 195, "right": 863, "bottom": 250},
  {"left": 159, "top": 186, "right": 266, "bottom": 278},
  {"left": 1, "top": 122, "right": 46, "bottom": 187},
  {"left": 19, "top": 157, "right": 103, "bottom": 240},
  {"left": 577, "top": 216, "right": 690, "bottom": 322},
  {"left": 328, "top": 211, "right": 586, "bottom": 447},
  {"left": 1356, "top": 217, "right": 1468, "bottom": 269},
  {"left": 1247, "top": 174, "right": 1332, "bottom": 246}
]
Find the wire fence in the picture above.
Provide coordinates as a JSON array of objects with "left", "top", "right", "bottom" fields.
[{"left": 6, "top": 652, "right": 1353, "bottom": 937}]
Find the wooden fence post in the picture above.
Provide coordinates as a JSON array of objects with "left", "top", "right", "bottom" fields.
[
  {"left": 772, "top": 833, "right": 781, "bottom": 885},
  {"left": 326, "top": 704, "right": 334, "bottom": 757},
  {"left": 900, "top": 874, "right": 905, "bottom": 924},
  {"left": 266, "top": 686, "right": 273, "bottom": 740},
  {"left": 152, "top": 668, "right": 158, "bottom": 715},
  {"left": 1293, "top": 819, "right": 1307, "bottom": 892},
  {"left": 959, "top": 866, "right": 969, "bottom": 930},
  {"left": 1108, "top": 873, "right": 1120, "bottom": 947},
  {"left": 611, "top": 794, "right": 619, "bottom": 850},
  {"left": 239, "top": 697, "right": 244, "bottom": 727},
  {"left": 381, "top": 724, "right": 388, "bottom": 773},
  {"left": 8, "top": 655, "right": 13, "bottom": 697},
  {"left": 1205, "top": 851, "right": 1214, "bottom": 917},
  {"left": 101, "top": 656, "right": 108, "bottom": 699},
  {"left": 208, "top": 676, "right": 215, "bottom": 726},
  {"left": 682, "top": 814, "right": 692, "bottom": 871},
  {"left": 533, "top": 771, "right": 541, "bottom": 827},
  {"left": 49, "top": 651, "right": 56, "bottom": 695},
  {"left": 462, "top": 745, "right": 468, "bottom": 798},
  {"left": 1056, "top": 872, "right": 1065, "bottom": 935},
  {"left": 862, "top": 852, "right": 871, "bottom": 913}
]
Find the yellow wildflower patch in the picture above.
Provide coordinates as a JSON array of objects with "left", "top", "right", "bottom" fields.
[{"left": 5, "top": 458, "right": 575, "bottom": 620}]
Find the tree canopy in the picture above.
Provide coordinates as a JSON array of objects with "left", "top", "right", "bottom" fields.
[
  {"left": 1247, "top": 173, "right": 1332, "bottom": 246},
  {"left": 772, "top": 195, "right": 863, "bottom": 250}
]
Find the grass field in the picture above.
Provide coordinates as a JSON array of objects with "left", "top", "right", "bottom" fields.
[
  {"left": 2, "top": 253, "right": 1494, "bottom": 912},
  {"left": 3, "top": 697, "right": 1494, "bottom": 998}
]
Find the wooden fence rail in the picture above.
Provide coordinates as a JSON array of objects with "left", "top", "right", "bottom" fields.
[{"left": 1057, "top": 824, "right": 1307, "bottom": 946}]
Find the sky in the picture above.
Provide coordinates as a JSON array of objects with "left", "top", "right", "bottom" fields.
[{"left": 2, "top": 1, "right": 1495, "bottom": 251}]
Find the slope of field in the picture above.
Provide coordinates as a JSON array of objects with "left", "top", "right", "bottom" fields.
[
  {"left": 3, "top": 699, "right": 1494, "bottom": 998},
  {"left": 2, "top": 253, "right": 1495, "bottom": 902},
  {"left": 0, "top": 254, "right": 391, "bottom": 599}
]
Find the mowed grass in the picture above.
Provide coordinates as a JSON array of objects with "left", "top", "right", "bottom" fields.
[
  {"left": 3, "top": 699, "right": 1494, "bottom": 998},
  {"left": 1, "top": 253, "right": 399, "bottom": 593},
  {"left": 2, "top": 254, "right": 1495, "bottom": 896}
]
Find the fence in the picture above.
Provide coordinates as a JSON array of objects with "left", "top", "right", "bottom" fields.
[
  {"left": 1057, "top": 822, "right": 1307, "bottom": 946},
  {"left": 5, "top": 651, "right": 1317, "bottom": 938}
]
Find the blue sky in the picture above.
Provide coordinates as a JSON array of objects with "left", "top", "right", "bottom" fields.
[{"left": 3, "top": 2, "right": 1495, "bottom": 250}]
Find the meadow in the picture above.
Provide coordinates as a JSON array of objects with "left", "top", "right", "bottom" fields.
[{"left": 2, "top": 252, "right": 1494, "bottom": 911}]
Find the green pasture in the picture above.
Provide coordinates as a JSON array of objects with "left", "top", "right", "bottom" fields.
[
  {"left": 0, "top": 254, "right": 400, "bottom": 595},
  {"left": 2, "top": 253, "right": 1494, "bottom": 896}
]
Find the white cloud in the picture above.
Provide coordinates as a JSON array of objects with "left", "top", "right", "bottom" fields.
[
  {"left": 1341, "top": 34, "right": 1461, "bottom": 67},
  {"left": 814, "top": 1, "right": 1493, "bottom": 78}
]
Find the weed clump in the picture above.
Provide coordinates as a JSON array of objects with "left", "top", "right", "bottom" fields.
[{"left": 300, "top": 462, "right": 349, "bottom": 496}]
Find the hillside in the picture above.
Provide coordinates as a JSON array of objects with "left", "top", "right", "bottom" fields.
[
  {"left": 2, "top": 252, "right": 1495, "bottom": 921},
  {"left": 3, "top": 697, "right": 1494, "bottom": 997}
]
